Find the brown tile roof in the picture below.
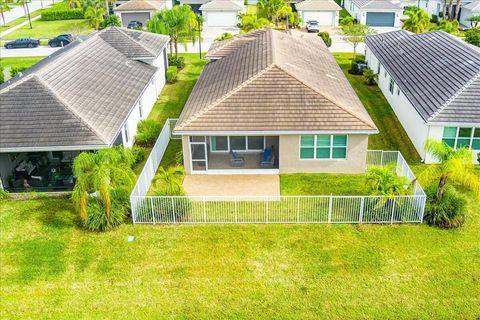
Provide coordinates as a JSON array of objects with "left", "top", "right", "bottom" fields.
[
  {"left": 114, "top": 0, "right": 164, "bottom": 11},
  {"left": 200, "top": 0, "right": 244, "bottom": 11},
  {"left": 295, "top": 0, "right": 341, "bottom": 11},
  {"left": 175, "top": 28, "right": 377, "bottom": 133}
]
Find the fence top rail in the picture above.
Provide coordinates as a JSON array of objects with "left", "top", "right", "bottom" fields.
[{"left": 131, "top": 195, "right": 427, "bottom": 199}]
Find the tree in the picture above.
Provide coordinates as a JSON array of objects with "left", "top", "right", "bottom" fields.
[
  {"left": 421, "top": 139, "right": 480, "bottom": 201},
  {"left": 85, "top": 5, "right": 106, "bottom": 30},
  {"left": 153, "top": 166, "right": 185, "bottom": 196},
  {"left": 453, "top": 0, "right": 461, "bottom": 20},
  {"left": 101, "top": 13, "right": 121, "bottom": 28},
  {"left": 366, "top": 165, "right": 411, "bottom": 197},
  {"left": 147, "top": 5, "right": 195, "bottom": 59},
  {"left": 403, "top": 7, "right": 430, "bottom": 33},
  {"left": 0, "top": 0, "right": 12, "bottom": 26},
  {"left": 238, "top": 13, "right": 269, "bottom": 32},
  {"left": 467, "top": 15, "right": 480, "bottom": 28},
  {"left": 16, "top": 0, "right": 32, "bottom": 28},
  {"left": 433, "top": 19, "right": 459, "bottom": 34},
  {"left": 72, "top": 146, "right": 136, "bottom": 224},
  {"left": 318, "top": 31, "right": 331, "bottom": 47},
  {"left": 341, "top": 23, "right": 376, "bottom": 61},
  {"left": 257, "top": 0, "right": 286, "bottom": 26},
  {"left": 465, "top": 27, "right": 480, "bottom": 47}
]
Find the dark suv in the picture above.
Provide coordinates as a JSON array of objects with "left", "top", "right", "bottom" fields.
[
  {"left": 48, "top": 34, "right": 75, "bottom": 47},
  {"left": 4, "top": 38, "right": 40, "bottom": 49},
  {"left": 127, "top": 21, "right": 143, "bottom": 29}
]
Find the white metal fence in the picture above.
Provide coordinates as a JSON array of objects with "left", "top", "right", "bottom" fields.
[{"left": 130, "top": 121, "right": 426, "bottom": 225}]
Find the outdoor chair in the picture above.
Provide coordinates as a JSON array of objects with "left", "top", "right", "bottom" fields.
[
  {"left": 260, "top": 148, "right": 275, "bottom": 168},
  {"left": 230, "top": 151, "right": 245, "bottom": 167}
]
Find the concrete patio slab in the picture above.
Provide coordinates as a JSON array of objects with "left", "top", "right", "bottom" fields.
[{"left": 183, "top": 174, "right": 280, "bottom": 197}]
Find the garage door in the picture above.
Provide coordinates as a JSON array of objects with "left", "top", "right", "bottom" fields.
[
  {"left": 205, "top": 11, "right": 237, "bottom": 27},
  {"left": 121, "top": 12, "right": 150, "bottom": 27},
  {"left": 365, "top": 12, "right": 395, "bottom": 27},
  {"left": 303, "top": 11, "right": 334, "bottom": 26}
]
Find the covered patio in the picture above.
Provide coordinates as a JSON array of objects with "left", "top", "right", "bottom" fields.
[{"left": 183, "top": 174, "right": 280, "bottom": 196}]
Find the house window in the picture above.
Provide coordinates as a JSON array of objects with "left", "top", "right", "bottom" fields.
[
  {"left": 377, "top": 63, "right": 381, "bottom": 75},
  {"left": 247, "top": 136, "right": 264, "bottom": 150},
  {"left": 210, "top": 136, "right": 229, "bottom": 151},
  {"left": 230, "top": 136, "right": 246, "bottom": 150},
  {"left": 442, "top": 127, "right": 480, "bottom": 150},
  {"left": 389, "top": 78, "right": 395, "bottom": 94},
  {"left": 397, "top": 87, "right": 400, "bottom": 95},
  {"left": 123, "top": 123, "right": 129, "bottom": 143},
  {"left": 139, "top": 100, "right": 143, "bottom": 119},
  {"left": 300, "top": 135, "right": 348, "bottom": 160},
  {"left": 384, "top": 69, "right": 387, "bottom": 77},
  {"left": 228, "top": 136, "right": 265, "bottom": 151}
]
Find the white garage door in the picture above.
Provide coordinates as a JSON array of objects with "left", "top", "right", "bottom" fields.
[
  {"left": 303, "top": 11, "right": 334, "bottom": 26},
  {"left": 206, "top": 11, "right": 237, "bottom": 27}
]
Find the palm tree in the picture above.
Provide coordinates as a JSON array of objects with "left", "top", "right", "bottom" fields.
[
  {"left": 366, "top": 164, "right": 411, "bottom": 197},
  {"left": 147, "top": 5, "right": 195, "bottom": 59},
  {"left": 238, "top": 13, "right": 269, "bottom": 32},
  {"left": 72, "top": 147, "right": 136, "bottom": 223},
  {"left": 453, "top": 0, "right": 462, "bottom": 20},
  {"left": 153, "top": 166, "right": 185, "bottom": 196},
  {"left": 85, "top": 5, "right": 106, "bottom": 30},
  {"left": 257, "top": 0, "right": 286, "bottom": 26},
  {"left": 16, "top": 0, "right": 32, "bottom": 28},
  {"left": 403, "top": 7, "right": 430, "bottom": 33},
  {"left": 0, "top": 0, "right": 12, "bottom": 26},
  {"left": 421, "top": 139, "right": 480, "bottom": 201}
]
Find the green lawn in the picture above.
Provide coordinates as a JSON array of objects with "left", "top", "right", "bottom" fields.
[
  {"left": 1, "top": 183, "right": 479, "bottom": 318},
  {"left": 281, "top": 173, "right": 369, "bottom": 195},
  {"left": 0, "top": 56, "right": 45, "bottom": 80},
  {"left": 0, "top": 10, "right": 43, "bottom": 33},
  {"left": 2, "top": 19, "right": 92, "bottom": 40}
]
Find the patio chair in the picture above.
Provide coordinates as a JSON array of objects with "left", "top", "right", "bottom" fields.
[
  {"left": 260, "top": 148, "right": 275, "bottom": 168},
  {"left": 230, "top": 151, "right": 245, "bottom": 167}
]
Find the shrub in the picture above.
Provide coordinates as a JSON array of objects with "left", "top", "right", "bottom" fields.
[
  {"left": 348, "top": 60, "right": 359, "bottom": 74},
  {"left": 318, "top": 31, "right": 332, "bottom": 47},
  {"left": 166, "top": 66, "right": 178, "bottom": 83},
  {"left": 84, "top": 197, "right": 127, "bottom": 231},
  {"left": 101, "top": 14, "right": 121, "bottom": 28},
  {"left": 131, "top": 145, "right": 146, "bottom": 164},
  {"left": 168, "top": 55, "right": 185, "bottom": 69},
  {"left": 10, "top": 66, "right": 27, "bottom": 78},
  {"left": 430, "top": 14, "right": 438, "bottom": 23},
  {"left": 0, "top": 189, "right": 9, "bottom": 200},
  {"left": 465, "top": 28, "right": 480, "bottom": 47},
  {"left": 215, "top": 32, "right": 234, "bottom": 41},
  {"left": 135, "top": 119, "right": 162, "bottom": 146},
  {"left": 424, "top": 185, "right": 466, "bottom": 229},
  {"left": 41, "top": 8, "right": 84, "bottom": 21},
  {"left": 363, "top": 67, "right": 377, "bottom": 85},
  {"left": 0, "top": 66, "right": 4, "bottom": 84},
  {"left": 340, "top": 16, "right": 355, "bottom": 26}
]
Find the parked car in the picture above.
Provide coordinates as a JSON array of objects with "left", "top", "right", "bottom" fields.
[
  {"left": 127, "top": 21, "right": 143, "bottom": 29},
  {"left": 306, "top": 20, "right": 320, "bottom": 33},
  {"left": 48, "top": 34, "right": 75, "bottom": 47},
  {"left": 4, "top": 38, "right": 40, "bottom": 49}
]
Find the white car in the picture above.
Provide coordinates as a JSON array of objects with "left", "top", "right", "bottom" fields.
[{"left": 306, "top": 20, "right": 320, "bottom": 33}]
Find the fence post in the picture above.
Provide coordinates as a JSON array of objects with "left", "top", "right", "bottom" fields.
[
  {"left": 150, "top": 197, "right": 155, "bottom": 224},
  {"left": 203, "top": 196, "right": 207, "bottom": 223},
  {"left": 328, "top": 196, "right": 332, "bottom": 224},
  {"left": 420, "top": 195, "right": 426, "bottom": 223},
  {"left": 131, "top": 197, "right": 137, "bottom": 224},
  {"left": 390, "top": 198, "right": 396, "bottom": 224},
  {"left": 380, "top": 150, "right": 384, "bottom": 165},
  {"left": 297, "top": 197, "right": 300, "bottom": 223},
  {"left": 266, "top": 198, "right": 269, "bottom": 224},
  {"left": 359, "top": 197, "right": 364, "bottom": 224},
  {"left": 171, "top": 197, "right": 176, "bottom": 224}
]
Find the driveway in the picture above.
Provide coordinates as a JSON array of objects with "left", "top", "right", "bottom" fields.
[{"left": 0, "top": 45, "right": 59, "bottom": 57}]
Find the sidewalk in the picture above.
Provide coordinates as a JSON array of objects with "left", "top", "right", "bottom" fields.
[{"left": 1, "top": 0, "right": 51, "bottom": 25}]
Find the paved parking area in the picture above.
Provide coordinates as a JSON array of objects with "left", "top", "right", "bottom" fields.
[{"left": 183, "top": 174, "right": 280, "bottom": 197}]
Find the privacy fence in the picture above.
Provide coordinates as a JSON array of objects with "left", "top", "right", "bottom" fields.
[{"left": 130, "top": 120, "right": 426, "bottom": 225}]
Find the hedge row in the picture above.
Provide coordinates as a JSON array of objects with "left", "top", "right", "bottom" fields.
[{"left": 41, "top": 8, "right": 84, "bottom": 21}]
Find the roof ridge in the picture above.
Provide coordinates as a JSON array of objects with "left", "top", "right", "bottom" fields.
[
  {"left": 273, "top": 64, "right": 376, "bottom": 130},
  {"left": 176, "top": 64, "right": 277, "bottom": 130},
  {"left": 34, "top": 75, "right": 108, "bottom": 143},
  {"left": 109, "top": 27, "right": 158, "bottom": 58},
  {"left": 429, "top": 71, "right": 480, "bottom": 122}
]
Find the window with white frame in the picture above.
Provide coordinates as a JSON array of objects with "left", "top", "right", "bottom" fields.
[
  {"left": 389, "top": 78, "right": 395, "bottom": 94},
  {"left": 442, "top": 127, "right": 480, "bottom": 150},
  {"left": 123, "top": 123, "right": 129, "bottom": 143},
  {"left": 300, "top": 135, "right": 348, "bottom": 160},
  {"left": 229, "top": 136, "right": 265, "bottom": 151},
  {"left": 377, "top": 63, "right": 381, "bottom": 75},
  {"left": 210, "top": 136, "right": 229, "bottom": 151},
  {"left": 139, "top": 99, "right": 143, "bottom": 119}
]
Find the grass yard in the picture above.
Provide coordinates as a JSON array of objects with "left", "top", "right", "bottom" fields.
[
  {"left": 333, "top": 53, "right": 421, "bottom": 164},
  {"left": 281, "top": 173, "right": 369, "bottom": 195},
  {"left": 1, "top": 183, "right": 479, "bottom": 318},
  {"left": 0, "top": 56, "right": 45, "bottom": 80},
  {"left": 2, "top": 19, "right": 92, "bottom": 40},
  {"left": 0, "top": 11, "right": 43, "bottom": 33}
]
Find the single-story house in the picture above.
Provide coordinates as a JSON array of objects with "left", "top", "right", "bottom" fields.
[
  {"left": 364, "top": 30, "right": 480, "bottom": 164},
  {"left": 295, "top": 0, "right": 341, "bottom": 27},
  {"left": 114, "top": 0, "right": 170, "bottom": 27},
  {"left": 459, "top": 0, "right": 480, "bottom": 27},
  {"left": 343, "top": 0, "right": 403, "bottom": 27},
  {"left": 200, "top": 0, "right": 245, "bottom": 27},
  {"left": 174, "top": 28, "right": 378, "bottom": 175},
  {"left": 399, "top": 0, "right": 444, "bottom": 18},
  {"left": 0, "top": 27, "right": 169, "bottom": 191}
]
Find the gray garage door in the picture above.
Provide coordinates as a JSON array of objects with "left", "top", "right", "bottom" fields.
[
  {"left": 121, "top": 12, "right": 150, "bottom": 27},
  {"left": 365, "top": 12, "right": 395, "bottom": 27}
]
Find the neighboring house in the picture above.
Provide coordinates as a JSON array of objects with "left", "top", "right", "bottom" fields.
[
  {"left": 0, "top": 27, "right": 169, "bottom": 191},
  {"left": 113, "top": 0, "right": 170, "bottom": 27},
  {"left": 295, "top": 0, "right": 341, "bottom": 27},
  {"left": 397, "top": 0, "right": 444, "bottom": 18},
  {"left": 459, "top": 0, "right": 480, "bottom": 27},
  {"left": 174, "top": 28, "right": 378, "bottom": 175},
  {"left": 200, "top": 0, "right": 245, "bottom": 27},
  {"left": 343, "top": 0, "right": 403, "bottom": 27},
  {"left": 364, "top": 30, "right": 480, "bottom": 164}
]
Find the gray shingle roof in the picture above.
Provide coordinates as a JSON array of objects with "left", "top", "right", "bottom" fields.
[
  {"left": 200, "top": 0, "right": 244, "bottom": 11},
  {"left": 353, "top": 0, "right": 402, "bottom": 10},
  {"left": 113, "top": 0, "right": 164, "bottom": 11},
  {"left": 365, "top": 30, "right": 480, "bottom": 124},
  {"left": 175, "top": 29, "right": 377, "bottom": 133},
  {"left": 0, "top": 28, "right": 169, "bottom": 151}
]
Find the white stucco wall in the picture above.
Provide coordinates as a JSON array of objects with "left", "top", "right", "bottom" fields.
[{"left": 399, "top": 0, "right": 443, "bottom": 17}]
